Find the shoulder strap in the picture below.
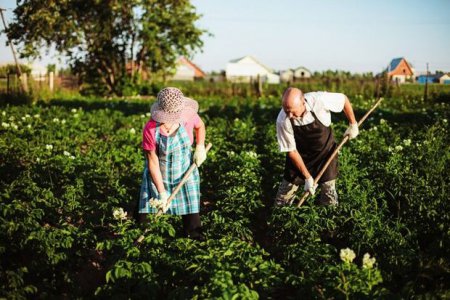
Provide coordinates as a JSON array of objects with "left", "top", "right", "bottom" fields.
[{"left": 304, "top": 97, "right": 318, "bottom": 120}]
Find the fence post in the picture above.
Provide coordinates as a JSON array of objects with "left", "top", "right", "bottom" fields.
[
  {"left": 49, "top": 71, "right": 54, "bottom": 92},
  {"left": 21, "top": 73, "right": 28, "bottom": 93}
]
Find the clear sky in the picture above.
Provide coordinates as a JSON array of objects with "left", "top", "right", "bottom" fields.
[{"left": 1, "top": 0, "right": 449, "bottom": 74}]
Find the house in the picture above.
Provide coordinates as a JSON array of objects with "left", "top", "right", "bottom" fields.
[
  {"left": 293, "top": 66, "right": 312, "bottom": 79},
  {"left": 386, "top": 57, "right": 414, "bottom": 83},
  {"left": 416, "top": 74, "right": 438, "bottom": 84},
  {"left": 125, "top": 57, "right": 205, "bottom": 81},
  {"left": 226, "top": 55, "right": 280, "bottom": 84},
  {"left": 438, "top": 74, "right": 450, "bottom": 84},
  {"left": 172, "top": 57, "right": 205, "bottom": 81},
  {"left": 280, "top": 69, "right": 294, "bottom": 82}
]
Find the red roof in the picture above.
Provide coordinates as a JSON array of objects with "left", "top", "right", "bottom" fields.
[{"left": 178, "top": 57, "right": 205, "bottom": 78}]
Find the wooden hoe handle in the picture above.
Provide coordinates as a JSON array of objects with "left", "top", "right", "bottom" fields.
[
  {"left": 296, "top": 97, "right": 383, "bottom": 207},
  {"left": 136, "top": 143, "right": 213, "bottom": 244}
]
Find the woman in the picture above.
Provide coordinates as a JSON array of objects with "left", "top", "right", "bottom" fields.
[{"left": 138, "top": 87, "right": 206, "bottom": 240}]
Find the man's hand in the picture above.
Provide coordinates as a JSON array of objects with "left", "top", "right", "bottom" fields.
[
  {"left": 193, "top": 144, "right": 207, "bottom": 166},
  {"left": 159, "top": 191, "right": 170, "bottom": 213},
  {"left": 304, "top": 177, "right": 317, "bottom": 195},
  {"left": 344, "top": 123, "right": 359, "bottom": 139}
]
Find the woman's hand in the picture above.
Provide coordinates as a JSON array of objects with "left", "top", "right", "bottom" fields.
[{"left": 194, "top": 144, "right": 206, "bottom": 166}]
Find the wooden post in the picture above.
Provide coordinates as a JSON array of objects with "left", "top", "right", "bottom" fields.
[
  {"left": 49, "top": 71, "right": 54, "bottom": 92},
  {"left": 21, "top": 73, "right": 27, "bottom": 93},
  {"left": 257, "top": 75, "right": 263, "bottom": 97},
  {"left": 6, "top": 73, "right": 9, "bottom": 94},
  {"left": 0, "top": 8, "right": 28, "bottom": 93},
  {"left": 424, "top": 63, "right": 429, "bottom": 103}
]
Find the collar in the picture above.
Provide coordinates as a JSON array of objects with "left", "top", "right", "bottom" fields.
[{"left": 304, "top": 97, "right": 312, "bottom": 112}]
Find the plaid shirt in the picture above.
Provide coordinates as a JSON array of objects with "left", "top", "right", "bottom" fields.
[{"left": 139, "top": 124, "right": 200, "bottom": 215}]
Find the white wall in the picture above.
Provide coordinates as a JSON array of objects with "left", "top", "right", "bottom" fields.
[
  {"left": 294, "top": 68, "right": 311, "bottom": 78},
  {"left": 172, "top": 64, "right": 195, "bottom": 81}
]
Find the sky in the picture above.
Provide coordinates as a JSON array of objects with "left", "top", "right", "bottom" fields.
[{"left": 1, "top": 0, "right": 449, "bottom": 74}]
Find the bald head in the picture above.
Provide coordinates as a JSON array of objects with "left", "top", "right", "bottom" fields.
[
  {"left": 282, "top": 87, "right": 306, "bottom": 119},
  {"left": 282, "top": 87, "right": 303, "bottom": 108}
]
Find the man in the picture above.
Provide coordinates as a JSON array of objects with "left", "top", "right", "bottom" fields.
[{"left": 274, "top": 87, "right": 359, "bottom": 206}]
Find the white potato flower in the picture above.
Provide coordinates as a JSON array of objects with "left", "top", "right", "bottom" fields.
[
  {"left": 46, "top": 144, "right": 53, "bottom": 150},
  {"left": 2, "top": 122, "right": 9, "bottom": 128},
  {"left": 149, "top": 198, "right": 164, "bottom": 210},
  {"left": 113, "top": 208, "right": 127, "bottom": 220},
  {"left": 340, "top": 248, "right": 356, "bottom": 264},
  {"left": 362, "top": 253, "right": 376, "bottom": 269},
  {"left": 129, "top": 128, "right": 136, "bottom": 134},
  {"left": 63, "top": 151, "right": 71, "bottom": 156},
  {"left": 53, "top": 118, "right": 60, "bottom": 123}
]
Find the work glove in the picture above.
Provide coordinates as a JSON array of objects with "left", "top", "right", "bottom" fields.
[
  {"left": 304, "top": 177, "right": 317, "bottom": 195},
  {"left": 344, "top": 123, "right": 359, "bottom": 139},
  {"left": 159, "top": 191, "right": 170, "bottom": 213},
  {"left": 193, "top": 144, "right": 207, "bottom": 166}
]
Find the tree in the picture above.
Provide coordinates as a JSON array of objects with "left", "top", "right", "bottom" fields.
[{"left": 7, "top": 0, "right": 206, "bottom": 96}]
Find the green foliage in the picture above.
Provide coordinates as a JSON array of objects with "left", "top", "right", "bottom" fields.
[
  {"left": 0, "top": 64, "right": 31, "bottom": 77},
  {"left": 0, "top": 85, "right": 449, "bottom": 298},
  {"left": 8, "top": 0, "right": 206, "bottom": 96}
]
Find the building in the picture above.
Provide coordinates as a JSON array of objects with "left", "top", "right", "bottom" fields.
[
  {"left": 438, "top": 74, "right": 450, "bottom": 84},
  {"left": 386, "top": 57, "right": 414, "bottom": 83},
  {"left": 280, "top": 67, "right": 312, "bottom": 82},
  {"left": 280, "top": 69, "right": 294, "bottom": 82},
  {"left": 293, "top": 66, "right": 312, "bottom": 79},
  {"left": 226, "top": 55, "right": 280, "bottom": 84},
  {"left": 416, "top": 74, "right": 438, "bottom": 84},
  {"left": 125, "top": 57, "right": 205, "bottom": 81},
  {"left": 172, "top": 57, "right": 205, "bottom": 81}
]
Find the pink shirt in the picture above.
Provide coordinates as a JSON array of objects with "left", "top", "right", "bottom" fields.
[{"left": 142, "top": 114, "right": 201, "bottom": 151}]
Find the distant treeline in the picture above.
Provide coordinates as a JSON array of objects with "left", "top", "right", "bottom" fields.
[{"left": 166, "top": 78, "right": 450, "bottom": 104}]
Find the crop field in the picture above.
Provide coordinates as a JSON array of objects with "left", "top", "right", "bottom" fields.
[{"left": 1, "top": 87, "right": 449, "bottom": 298}]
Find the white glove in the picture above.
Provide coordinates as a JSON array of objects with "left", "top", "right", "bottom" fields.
[
  {"left": 159, "top": 191, "right": 170, "bottom": 213},
  {"left": 193, "top": 144, "right": 207, "bottom": 166},
  {"left": 304, "top": 177, "right": 317, "bottom": 195},
  {"left": 344, "top": 123, "right": 359, "bottom": 139}
]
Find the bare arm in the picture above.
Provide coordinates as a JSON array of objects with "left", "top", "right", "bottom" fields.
[
  {"left": 288, "top": 150, "right": 312, "bottom": 179},
  {"left": 147, "top": 150, "right": 165, "bottom": 194},
  {"left": 194, "top": 117, "right": 206, "bottom": 145},
  {"left": 343, "top": 96, "right": 357, "bottom": 124}
]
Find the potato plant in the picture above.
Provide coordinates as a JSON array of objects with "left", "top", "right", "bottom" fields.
[{"left": 0, "top": 88, "right": 449, "bottom": 298}]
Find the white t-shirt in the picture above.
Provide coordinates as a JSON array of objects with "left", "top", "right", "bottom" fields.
[{"left": 276, "top": 92, "right": 346, "bottom": 152}]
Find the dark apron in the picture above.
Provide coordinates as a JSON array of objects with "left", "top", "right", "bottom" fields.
[{"left": 283, "top": 106, "right": 338, "bottom": 184}]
